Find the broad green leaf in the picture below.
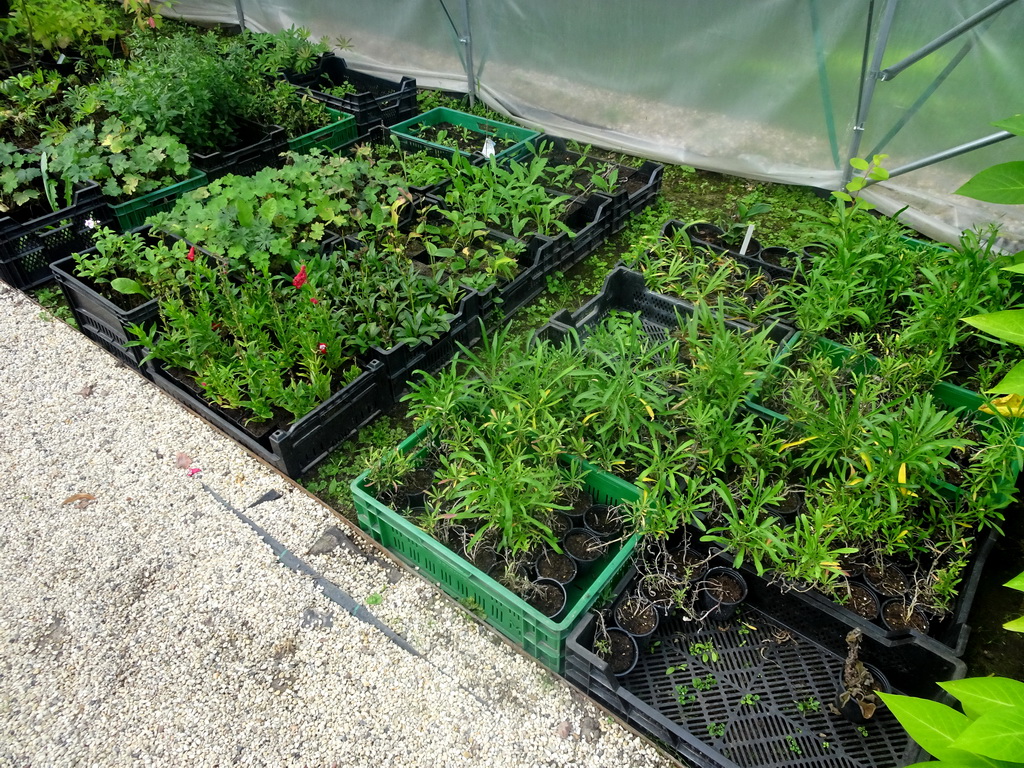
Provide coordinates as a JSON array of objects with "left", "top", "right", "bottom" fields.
[
  {"left": 111, "top": 278, "right": 150, "bottom": 299},
  {"left": 956, "top": 162, "right": 1024, "bottom": 205},
  {"left": 951, "top": 709, "right": 1024, "bottom": 762},
  {"left": 987, "top": 361, "right": 1024, "bottom": 397},
  {"left": 1003, "top": 616, "right": 1024, "bottom": 632},
  {"left": 1002, "top": 261, "right": 1024, "bottom": 274},
  {"left": 906, "top": 758, "right": 1024, "bottom": 768},
  {"left": 850, "top": 157, "right": 870, "bottom": 171},
  {"left": 878, "top": 693, "right": 969, "bottom": 760},
  {"left": 1005, "top": 572, "right": 1024, "bottom": 592},
  {"left": 941, "top": 678, "right": 1024, "bottom": 720},
  {"left": 963, "top": 310, "right": 1024, "bottom": 346},
  {"left": 993, "top": 115, "right": 1024, "bottom": 136}
]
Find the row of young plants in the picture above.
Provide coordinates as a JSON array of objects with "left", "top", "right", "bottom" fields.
[{"left": 61, "top": 130, "right": 637, "bottom": 430}]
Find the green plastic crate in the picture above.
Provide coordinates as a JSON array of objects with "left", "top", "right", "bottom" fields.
[
  {"left": 287, "top": 108, "right": 358, "bottom": 154},
  {"left": 351, "top": 425, "right": 639, "bottom": 673},
  {"left": 109, "top": 168, "right": 208, "bottom": 231},
  {"left": 388, "top": 106, "right": 540, "bottom": 162}
]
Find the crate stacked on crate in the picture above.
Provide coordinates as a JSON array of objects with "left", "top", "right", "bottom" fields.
[{"left": 283, "top": 54, "right": 418, "bottom": 139}]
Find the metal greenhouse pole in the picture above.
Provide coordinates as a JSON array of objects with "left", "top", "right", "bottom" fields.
[
  {"left": 846, "top": 0, "right": 1021, "bottom": 184},
  {"left": 437, "top": 0, "right": 476, "bottom": 106},
  {"left": 233, "top": 0, "right": 246, "bottom": 30}
]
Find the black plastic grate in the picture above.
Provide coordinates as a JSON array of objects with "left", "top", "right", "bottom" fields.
[{"left": 619, "top": 605, "right": 915, "bottom": 768}]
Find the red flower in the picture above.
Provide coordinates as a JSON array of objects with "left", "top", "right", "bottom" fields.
[
  {"left": 292, "top": 265, "right": 308, "bottom": 289},
  {"left": 147, "top": 16, "right": 156, "bottom": 29},
  {"left": 316, "top": 343, "right": 327, "bottom": 355},
  {"left": 310, "top": 297, "right": 319, "bottom": 305},
  {"left": 187, "top": 245, "right": 196, "bottom": 262}
]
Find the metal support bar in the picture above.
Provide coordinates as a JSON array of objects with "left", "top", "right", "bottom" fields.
[
  {"left": 461, "top": 0, "right": 476, "bottom": 107},
  {"left": 844, "top": 0, "right": 899, "bottom": 183},
  {"left": 864, "top": 130, "right": 1016, "bottom": 184},
  {"left": 868, "top": 23, "right": 984, "bottom": 158},
  {"left": 879, "top": 0, "right": 1019, "bottom": 81},
  {"left": 233, "top": 0, "right": 246, "bottom": 31}
]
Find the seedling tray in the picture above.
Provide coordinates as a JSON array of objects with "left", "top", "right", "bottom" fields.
[
  {"left": 287, "top": 108, "right": 358, "bottom": 154},
  {"left": 109, "top": 169, "right": 209, "bottom": 232},
  {"left": 744, "top": 333, "right": 1019, "bottom": 656},
  {"left": 538, "top": 266, "right": 795, "bottom": 353},
  {"left": 190, "top": 120, "right": 288, "bottom": 181},
  {"left": 352, "top": 425, "right": 640, "bottom": 673},
  {"left": 51, "top": 254, "right": 157, "bottom": 372},
  {"left": 524, "top": 136, "right": 664, "bottom": 235},
  {"left": 286, "top": 54, "right": 418, "bottom": 137},
  {"left": 0, "top": 180, "right": 111, "bottom": 290},
  {"left": 565, "top": 567, "right": 965, "bottom": 768},
  {"left": 148, "top": 358, "right": 387, "bottom": 478},
  {"left": 389, "top": 107, "right": 540, "bottom": 163},
  {"left": 363, "top": 285, "right": 487, "bottom": 404}
]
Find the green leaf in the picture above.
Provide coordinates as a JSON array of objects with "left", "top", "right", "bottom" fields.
[
  {"left": 110, "top": 278, "right": 150, "bottom": 299},
  {"left": 951, "top": 709, "right": 1024, "bottom": 762},
  {"left": 849, "top": 157, "right": 870, "bottom": 171},
  {"left": 1002, "top": 260, "right": 1024, "bottom": 274},
  {"left": 963, "top": 310, "right": 1024, "bottom": 346},
  {"left": 941, "top": 678, "right": 1024, "bottom": 721},
  {"left": 956, "top": 162, "right": 1024, "bottom": 205},
  {"left": 1003, "top": 616, "right": 1024, "bottom": 632},
  {"left": 1005, "top": 572, "right": 1024, "bottom": 592},
  {"left": 988, "top": 360, "right": 1024, "bottom": 396},
  {"left": 993, "top": 115, "right": 1024, "bottom": 136},
  {"left": 878, "top": 693, "right": 969, "bottom": 760}
]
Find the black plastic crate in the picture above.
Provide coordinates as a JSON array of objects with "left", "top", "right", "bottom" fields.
[
  {"left": 0, "top": 181, "right": 112, "bottom": 290},
  {"left": 190, "top": 120, "right": 288, "bottom": 181},
  {"left": 565, "top": 567, "right": 965, "bottom": 768},
  {"left": 145, "top": 357, "right": 388, "bottom": 479},
  {"left": 737, "top": 522, "right": 996, "bottom": 659},
  {"left": 287, "top": 54, "right": 418, "bottom": 138},
  {"left": 363, "top": 286, "right": 487, "bottom": 404},
  {"left": 541, "top": 266, "right": 795, "bottom": 350},
  {"left": 51, "top": 254, "right": 157, "bottom": 372},
  {"left": 522, "top": 136, "right": 664, "bottom": 235},
  {"left": 532, "top": 193, "right": 612, "bottom": 282}
]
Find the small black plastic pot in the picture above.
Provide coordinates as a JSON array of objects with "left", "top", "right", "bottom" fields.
[
  {"left": 864, "top": 562, "right": 909, "bottom": 599},
  {"left": 613, "top": 594, "right": 660, "bottom": 651},
  {"left": 835, "top": 666, "right": 891, "bottom": 724},
  {"left": 525, "top": 577, "right": 567, "bottom": 620},
  {"left": 563, "top": 528, "right": 609, "bottom": 576},
  {"left": 583, "top": 503, "right": 623, "bottom": 540},
  {"left": 594, "top": 626, "right": 639, "bottom": 678},
  {"left": 880, "top": 598, "right": 931, "bottom": 635},
  {"left": 698, "top": 566, "right": 748, "bottom": 622},
  {"left": 535, "top": 546, "right": 578, "bottom": 586}
]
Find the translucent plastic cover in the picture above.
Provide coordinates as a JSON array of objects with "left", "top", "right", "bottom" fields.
[{"left": 168, "top": 0, "right": 1024, "bottom": 247}]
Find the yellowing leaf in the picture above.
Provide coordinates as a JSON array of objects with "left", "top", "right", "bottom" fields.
[
  {"left": 980, "top": 393, "right": 1024, "bottom": 418},
  {"left": 781, "top": 436, "right": 818, "bottom": 451},
  {"left": 898, "top": 463, "right": 908, "bottom": 485},
  {"left": 847, "top": 476, "right": 864, "bottom": 487},
  {"left": 859, "top": 452, "right": 874, "bottom": 472},
  {"left": 582, "top": 412, "right": 600, "bottom": 425}
]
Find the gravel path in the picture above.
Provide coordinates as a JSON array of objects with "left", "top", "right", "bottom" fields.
[{"left": 0, "top": 282, "right": 675, "bottom": 768}]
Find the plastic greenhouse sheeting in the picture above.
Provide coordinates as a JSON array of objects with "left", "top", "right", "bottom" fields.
[{"left": 168, "top": 0, "right": 1024, "bottom": 248}]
